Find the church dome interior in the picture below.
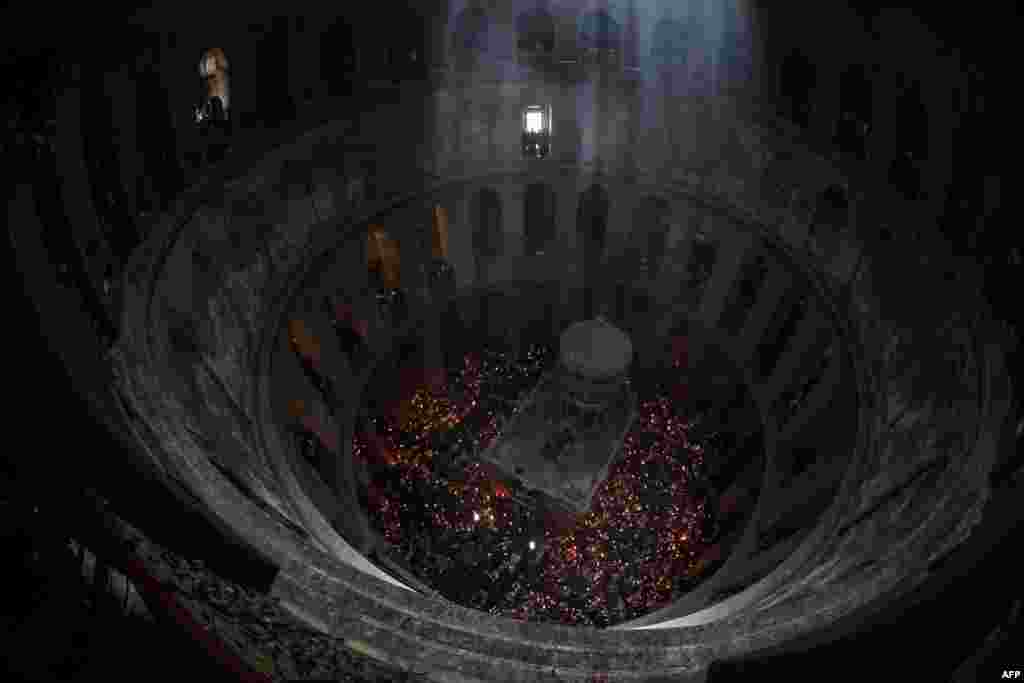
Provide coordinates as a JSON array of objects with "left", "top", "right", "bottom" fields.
[{"left": 4, "top": 1, "right": 1021, "bottom": 681}]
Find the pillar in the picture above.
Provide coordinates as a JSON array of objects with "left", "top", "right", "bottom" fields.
[
  {"left": 763, "top": 302, "right": 832, "bottom": 404},
  {"left": 811, "top": 51, "right": 841, "bottom": 149},
  {"left": 448, "top": 192, "right": 477, "bottom": 290},
  {"left": 652, "top": 201, "right": 698, "bottom": 311},
  {"left": 736, "top": 266, "right": 793, "bottom": 365},
  {"left": 698, "top": 222, "right": 755, "bottom": 329},
  {"left": 106, "top": 68, "right": 142, "bottom": 219},
  {"left": 557, "top": 175, "right": 582, "bottom": 328},
  {"left": 778, "top": 344, "right": 842, "bottom": 443}
]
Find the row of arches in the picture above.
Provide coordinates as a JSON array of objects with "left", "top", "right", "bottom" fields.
[
  {"left": 470, "top": 184, "right": 669, "bottom": 280},
  {"left": 359, "top": 185, "right": 675, "bottom": 298},
  {"left": 777, "top": 49, "right": 931, "bottom": 200}
]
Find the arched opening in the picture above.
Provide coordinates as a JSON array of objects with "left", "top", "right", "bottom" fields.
[
  {"left": 524, "top": 183, "right": 557, "bottom": 257},
  {"left": 778, "top": 48, "right": 816, "bottom": 130},
  {"left": 642, "top": 196, "right": 670, "bottom": 279},
  {"left": 577, "top": 184, "right": 609, "bottom": 255},
  {"left": 888, "top": 74, "right": 929, "bottom": 200},
  {"left": 516, "top": 5, "right": 556, "bottom": 53},
  {"left": 321, "top": 18, "right": 358, "bottom": 98},
  {"left": 472, "top": 188, "right": 502, "bottom": 279},
  {"left": 835, "top": 64, "right": 873, "bottom": 161}
]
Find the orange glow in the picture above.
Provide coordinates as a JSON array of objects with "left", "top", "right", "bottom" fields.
[
  {"left": 199, "top": 48, "right": 229, "bottom": 111},
  {"left": 287, "top": 398, "right": 307, "bottom": 419},
  {"left": 368, "top": 227, "right": 401, "bottom": 288},
  {"left": 432, "top": 205, "right": 449, "bottom": 260},
  {"left": 288, "top": 319, "right": 321, "bottom": 363}
]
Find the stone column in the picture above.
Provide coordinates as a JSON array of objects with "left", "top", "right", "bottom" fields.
[
  {"left": 106, "top": 68, "right": 142, "bottom": 219},
  {"left": 778, "top": 346, "right": 842, "bottom": 443},
  {"left": 556, "top": 67, "right": 580, "bottom": 164},
  {"left": 737, "top": 266, "right": 793, "bottom": 365},
  {"left": 159, "top": 31, "right": 197, "bottom": 178},
  {"left": 557, "top": 175, "right": 582, "bottom": 329},
  {"left": 764, "top": 301, "right": 831, "bottom": 405},
  {"left": 652, "top": 201, "right": 697, "bottom": 311},
  {"left": 601, "top": 187, "right": 636, "bottom": 316},
  {"left": 698, "top": 222, "right": 755, "bottom": 329}
]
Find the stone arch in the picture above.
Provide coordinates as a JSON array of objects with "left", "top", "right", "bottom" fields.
[
  {"left": 471, "top": 187, "right": 502, "bottom": 279},
  {"left": 524, "top": 182, "right": 557, "bottom": 257},
  {"left": 516, "top": 5, "right": 556, "bottom": 53}
]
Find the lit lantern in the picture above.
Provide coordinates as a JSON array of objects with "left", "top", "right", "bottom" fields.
[
  {"left": 197, "top": 47, "right": 230, "bottom": 119},
  {"left": 431, "top": 205, "right": 449, "bottom": 260},
  {"left": 368, "top": 227, "right": 401, "bottom": 289},
  {"left": 521, "top": 104, "right": 552, "bottom": 159},
  {"left": 288, "top": 319, "right": 321, "bottom": 363}
]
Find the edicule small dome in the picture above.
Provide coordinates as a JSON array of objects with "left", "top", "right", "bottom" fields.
[{"left": 559, "top": 317, "right": 633, "bottom": 379}]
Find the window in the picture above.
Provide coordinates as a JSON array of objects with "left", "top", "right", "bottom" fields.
[
  {"left": 197, "top": 47, "right": 229, "bottom": 114},
  {"left": 368, "top": 227, "right": 401, "bottom": 289}
]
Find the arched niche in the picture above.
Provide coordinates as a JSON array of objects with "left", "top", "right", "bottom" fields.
[
  {"left": 524, "top": 182, "right": 557, "bottom": 257},
  {"left": 778, "top": 48, "right": 817, "bottom": 129},
  {"left": 834, "top": 64, "right": 873, "bottom": 161},
  {"left": 838, "top": 63, "right": 873, "bottom": 126},
  {"left": 577, "top": 184, "right": 610, "bottom": 256},
  {"left": 321, "top": 18, "right": 358, "bottom": 97},
  {"left": 471, "top": 187, "right": 502, "bottom": 278}
]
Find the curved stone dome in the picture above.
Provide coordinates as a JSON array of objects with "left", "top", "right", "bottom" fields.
[{"left": 559, "top": 317, "right": 633, "bottom": 379}]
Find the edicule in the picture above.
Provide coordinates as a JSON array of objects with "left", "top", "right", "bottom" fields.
[{"left": 480, "top": 318, "right": 637, "bottom": 512}]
